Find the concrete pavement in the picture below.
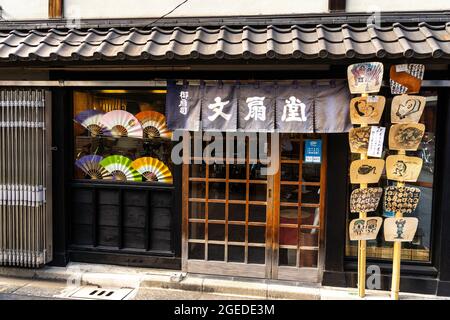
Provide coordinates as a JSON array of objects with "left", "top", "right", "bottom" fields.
[{"left": 0, "top": 262, "right": 448, "bottom": 300}]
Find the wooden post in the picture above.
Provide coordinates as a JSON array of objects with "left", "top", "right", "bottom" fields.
[
  {"left": 347, "top": 62, "right": 384, "bottom": 299},
  {"left": 49, "top": 0, "right": 63, "bottom": 19},
  {"left": 391, "top": 150, "right": 405, "bottom": 300},
  {"left": 357, "top": 94, "right": 369, "bottom": 298}
]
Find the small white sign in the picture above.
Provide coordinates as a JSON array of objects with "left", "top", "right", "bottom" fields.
[
  {"left": 396, "top": 64, "right": 409, "bottom": 73},
  {"left": 367, "top": 95, "right": 379, "bottom": 103},
  {"left": 367, "top": 126, "right": 386, "bottom": 158}
]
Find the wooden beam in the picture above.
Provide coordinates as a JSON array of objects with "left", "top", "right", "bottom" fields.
[
  {"left": 48, "top": 0, "right": 63, "bottom": 19},
  {"left": 328, "top": 0, "right": 346, "bottom": 12}
]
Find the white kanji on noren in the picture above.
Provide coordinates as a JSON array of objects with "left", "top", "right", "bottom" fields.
[
  {"left": 178, "top": 91, "right": 189, "bottom": 115},
  {"left": 207, "top": 97, "right": 232, "bottom": 121},
  {"left": 281, "top": 96, "right": 307, "bottom": 122},
  {"left": 244, "top": 96, "right": 266, "bottom": 121}
]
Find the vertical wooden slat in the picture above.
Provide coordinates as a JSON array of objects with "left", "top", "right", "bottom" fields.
[
  {"left": 244, "top": 137, "right": 250, "bottom": 264},
  {"left": 318, "top": 134, "right": 328, "bottom": 270},
  {"left": 92, "top": 189, "right": 98, "bottom": 246},
  {"left": 328, "top": 0, "right": 346, "bottom": 12},
  {"left": 48, "top": 0, "right": 63, "bottom": 19},
  {"left": 224, "top": 144, "right": 230, "bottom": 262},
  {"left": 145, "top": 191, "right": 151, "bottom": 251},
  {"left": 118, "top": 189, "right": 124, "bottom": 249},
  {"left": 269, "top": 133, "right": 280, "bottom": 279},
  {"left": 205, "top": 160, "right": 209, "bottom": 261}
]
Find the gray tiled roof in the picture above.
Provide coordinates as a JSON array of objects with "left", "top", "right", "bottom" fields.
[{"left": 1, "top": 22, "right": 450, "bottom": 61}]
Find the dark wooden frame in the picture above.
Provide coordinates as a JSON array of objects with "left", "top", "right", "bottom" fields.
[{"left": 50, "top": 86, "right": 182, "bottom": 269}]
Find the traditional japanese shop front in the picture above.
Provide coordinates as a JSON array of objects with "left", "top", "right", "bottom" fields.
[
  {"left": 168, "top": 81, "right": 350, "bottom": 281},
  {"left": 0, "top": 22, "right": 450, "bottom": 295}
]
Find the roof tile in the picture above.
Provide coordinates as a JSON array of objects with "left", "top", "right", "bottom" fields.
[{"left": 0, "top": 23, "right": 448, "bottom": 61}]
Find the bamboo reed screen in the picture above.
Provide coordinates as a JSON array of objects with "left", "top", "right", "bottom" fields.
[{"left": 0, "top": 89, "right": 52, "bottom": 267}]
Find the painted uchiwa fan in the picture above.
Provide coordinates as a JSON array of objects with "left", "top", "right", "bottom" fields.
[
  {"left": 390, "top": 64, "right": 425, "bottom": 95},
  {"left": 350, "top": 187, "right": 383, "bottom": 213},
  {"left": 99, "top": 155, "right": 141, "bottom": 181},
  {"left": 347, "top": 62, "right": 383, "bottom": 94},
  {"left": 135, "top": 111, "right": 173, "bottom": 139},
  {"left": 131, "top": 157, "right": 173, "bottom": 183},
  {"left": 74, "top": 109, "right": 106, "bottom": 136},
  {"left": 101, "top": 110, "right": 143, "bottom": 138},
  {"left": 75, "top": 155, "right": 112, "bottom": 180},
  {"left": 384, "top": 186, "right": 421, "bottom": 215}
]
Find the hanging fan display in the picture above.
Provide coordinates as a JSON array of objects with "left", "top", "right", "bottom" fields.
[
  {"left": 135, "top": 111, "right": 173, "bottom": 139},
  {"left": 99, "top": 155, "right": 142, "bottom": 181},
  {"left": 74, "top": 109, "right": 106, "bottom": 136},
  {"left": 101, "top": 110, "right": 143, "bottom": 138},
  {"left": 75, "top": 155, "right": 112, "bottom": 180},
  {"left": 131, "top": 157, "right": 173, "bottom": 183}
]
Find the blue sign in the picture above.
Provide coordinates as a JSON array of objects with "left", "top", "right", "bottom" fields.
[{"left": 304, "top": 139, "right": 322, "bottom": 163}]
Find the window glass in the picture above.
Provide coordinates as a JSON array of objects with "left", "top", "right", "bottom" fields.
[
  {"left": 345, "top": 89, "right": 437, "bottom": 262},
  {"left": 73, "top": 89, "right": 173, "bottom": 184}
]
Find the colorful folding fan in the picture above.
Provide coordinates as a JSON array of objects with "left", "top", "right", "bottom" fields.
[
  {"left": 100, "top": 110, "right": 143, "bottom": 138},
  {"left": 75, "top": 155, "right": 112, "bottom": 180},
  {"left": 131, "top": 157, "right": 173, "bottom": 183},
  {"left": 74, "top": 109, "right": 106, "bottom": 136},
  {"left": 99, "top": 155, "right": 142, "bottom": 181},
  {"left": 135, "top": 111, "right": 172, "bottom": 139}
]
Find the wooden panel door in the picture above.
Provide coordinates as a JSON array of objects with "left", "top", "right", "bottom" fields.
[
  {"left": 272, "top": 134, "right": 327, "bottom": 282},
  {"left": 182, "top": 135, "right": 273, "bottom": 278},
  {"left": 182, "top": 134, "right": 326, "bottom": 281}
]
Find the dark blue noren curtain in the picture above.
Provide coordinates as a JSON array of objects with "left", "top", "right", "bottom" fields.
[
  {"left": 275, "top": 83, "right": 314, "bottom": 133},
  {"left": 314, "top": 80, "right": 352, "bottom": 133},
  {"left": 201, "top": 85, "right": 238, "bottom": 132},
  {"left": 166, "top": 81, "right": 201, "bottom": 131},
  {"left": 238, "top": 84, "right": 275, "bottom": 132},
  {"left": 166, "top": 80, "right": 351, "bottom": 133}
]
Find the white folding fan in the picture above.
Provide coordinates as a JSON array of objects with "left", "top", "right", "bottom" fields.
[
  {"left": 74, "top": 109, "right": 106, "bottom": 136},
  {"left": 101, "top": 110, "right": 143, "bottom": 138}
]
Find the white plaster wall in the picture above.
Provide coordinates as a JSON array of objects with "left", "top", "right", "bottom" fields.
[
  {"left": 1, "top": 0, "right": 448, "bottom": 21},
  {"left": 347, "top": 0, "right": 450, "bottom": 12},
  {"left": 64, "top": 0, "right": 329, "bottom": 19},
  {"left": 0, "top": 0, "right": 48, "bottom": 20}
]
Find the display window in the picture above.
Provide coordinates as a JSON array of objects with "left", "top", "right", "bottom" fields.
[
  {"left": 345, "top": 89, "right": 437, "bottom": 262},
  {"left": 73, "top": 89, "right": 173, "bottom": 184}
]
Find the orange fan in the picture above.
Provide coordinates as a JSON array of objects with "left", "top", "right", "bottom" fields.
[
  {"left": 131, "top": 157, "right": 173, "bottom": 183},
  {"left": 135, "top": 111, "right": 172, "bottom": 139}
]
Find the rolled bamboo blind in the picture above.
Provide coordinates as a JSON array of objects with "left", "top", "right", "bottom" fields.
[{"left": 0, "top": 89, "right": 52, "bottom": 267}]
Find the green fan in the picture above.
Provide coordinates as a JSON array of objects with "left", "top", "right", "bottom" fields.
[{"left": 99, "top": 155, "right": 142, "bottom": 181}]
